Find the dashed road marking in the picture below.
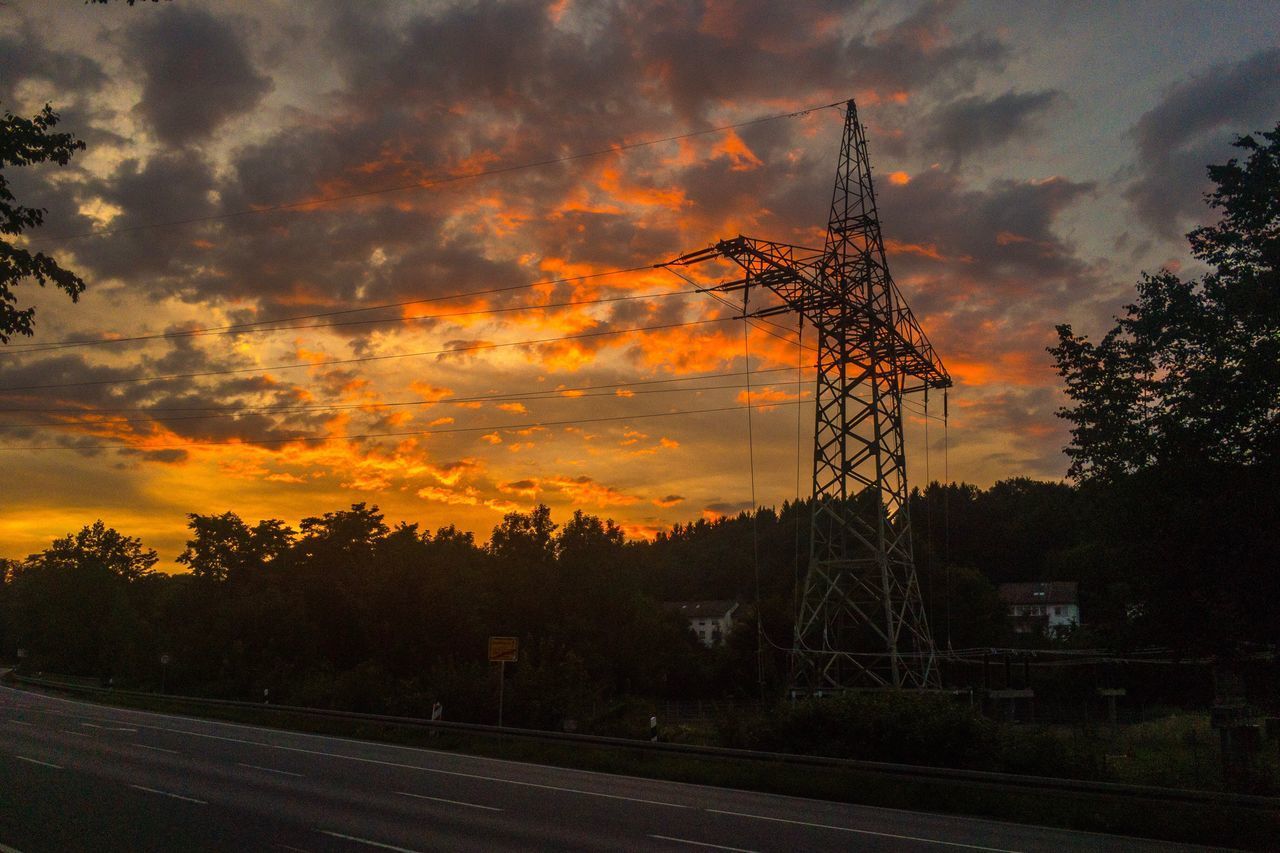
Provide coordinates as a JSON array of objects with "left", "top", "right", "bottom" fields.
[
  {"left": 318, "top": 830, "right": 423, "bottom": 852},
  {"left": 238, "top": 762, "right": 303, "bottom": 777},
  {"left": 130, "top": 784, "right": 207, "bottom": 805},
  {"left": 705, "top": 809, "right": 1023, "bottom": 852},
  {"left": 12, "top": 753, "right": 61, "bottom": 768},
  {"left": 651, "top": 835, "right": 758, "bottom": 851},
  {"left": 395, "top": 791, "right": 502, "bottom": 811}
]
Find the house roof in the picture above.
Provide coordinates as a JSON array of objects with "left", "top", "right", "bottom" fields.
[
  {"left": 997, "top": 582, "right": 1078, "bottom": 606},
  {"left": 664, "top": 600, "right": 740, "bottom": 619}
]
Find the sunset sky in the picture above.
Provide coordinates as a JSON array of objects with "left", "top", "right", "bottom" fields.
[{"left": 2, "top": 0, "right": 1278, "bottom": 566}]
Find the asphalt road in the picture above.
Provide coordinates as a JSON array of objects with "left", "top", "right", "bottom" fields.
[{"left": 0, "top": 684, "right": 1212, "bottom": 852}]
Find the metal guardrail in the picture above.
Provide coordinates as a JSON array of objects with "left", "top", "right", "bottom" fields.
[{"left": 8, "top": 673, "right": 1279, "bottom": 813}]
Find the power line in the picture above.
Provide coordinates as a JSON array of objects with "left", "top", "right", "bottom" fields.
[
  {"left": 1, "top": 264, "right": 661, "bottom": 353},
  {"left": 1, "top": 372, "right": 814, "bottom": 431},
  {"left": 42, "top": 101, "right": 845, "bottom": 245},
  {"left": 0, "top": 399, "right": 812, "bottom": 453},
  {"left": 0, "top": 366, "right": 809, "bottom": 416},
  {"left": 0, "top": 315, "right": 743, "bottom": 393}
]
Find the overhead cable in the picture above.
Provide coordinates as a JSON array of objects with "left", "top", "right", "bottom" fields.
[{"left": 0, "top": 398, "right": 812, "bottom": 452}]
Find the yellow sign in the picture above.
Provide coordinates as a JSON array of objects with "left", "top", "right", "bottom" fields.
[{"left": 488, "top": 636, "right": 518, "bottom": 663}]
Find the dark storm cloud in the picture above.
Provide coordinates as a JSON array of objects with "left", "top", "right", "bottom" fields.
[
  {"left": 626, "top": 0, "right": 1006, "bottom": 119},
  {"left": 0, "top": 25, "right": 106, "bottom": 105},
  {"left": 924, "top": 89, "right": 1062, "bottom": 165},
  {"left": 127, "top": 6, "right": 272, "bottom": 146},
  {"left": 704, "top": 500, "right": 753, "bottom": 516},
  {"left": 880, "top": 169, "right": 1094, "bottom": 287},
  {"left": 48, "top": 0, "right": 1024, "bottom": 327},
  {"left": 0, "top": 341, "right": 331, "bottom": 451},
  {"left": 1126, "top": 48, "right": 1280, "bottom": 238},
  {"left": 72, "top": 151, "right": 218, "bottom": 287}
]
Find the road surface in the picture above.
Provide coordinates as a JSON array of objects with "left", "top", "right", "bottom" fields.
[{"left": 0, "top": 683, "right": 1211, "bottom": 852}]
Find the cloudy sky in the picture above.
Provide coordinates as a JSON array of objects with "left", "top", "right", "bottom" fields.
[{"left": 2, "top": 0, "right": 1277, "bottom": 565}]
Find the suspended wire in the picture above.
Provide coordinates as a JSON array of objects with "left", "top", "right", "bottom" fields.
[
  {"left": 0, "top": 398, "right": 812, "bottom": 453},
  {"left": 943, "top": 387, "right": 952, "bottom": 652},
  {"left": 0, "top": 366, "right": 810, "bottom": 416},
  {"left": 0, "top": 372, "right": 814, "bottom": 431},
  {"left": 659, "top": 265, "right": 811, "bottom": 352},
  {"left": 1, "top": 264, "right": 661, "bottom": 353},
  {"left": 42, "top": 100, "right": 846, "bottom": 245},
  {"left": 793, "top": 315, "right": 806, "bottom": 635},
  {"left": 0, "top": 315, "right": 743, "bottom": 393},
  {"left": 741, "top": 299, "right": 765, "bottom": 694},
  {"left": 923, "top": 386, "right": 935, "bottom": 649}
]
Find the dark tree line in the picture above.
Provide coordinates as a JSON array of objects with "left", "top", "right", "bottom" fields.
[{"left": 5, "top": 465, "right": 1273, "bottom": 727}]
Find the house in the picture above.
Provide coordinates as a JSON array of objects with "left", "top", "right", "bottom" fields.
[
  {"left": 997, "top": 582, "right": 1079, "bottom": 636},
  {"left": 666, "top": 600, "right": 739, "bottom": 647}
]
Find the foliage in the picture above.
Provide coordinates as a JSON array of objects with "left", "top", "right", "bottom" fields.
[
  {"left": 0, "top": 104, "right": 86, "bottom": 343},
  {"left": 1050, "top": 123, "right": 1280, "bottom": 481}
]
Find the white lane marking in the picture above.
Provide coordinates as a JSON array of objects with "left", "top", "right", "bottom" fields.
[
  {"left": 3, "top": 683, "right": 668, "bottom": 781},
  {"left": 238, "top": 762, "right": 303, "bottom": 777},
  {"left": 82, "top": 723, "right": 136, "bottom": 732},
  {"left": 59, "top": 729, "right": 89, "bottom": 736},
  {"left": 14, "top": 755, "right": 62, "bottom": 769},
  {"left": 395, "top": 790, "right": 502, "bottom": 811},
  {"left": 148, "top": 726, "right": 689, "bottom": 809},
  {"left": 134, "top": 743, "right": 180, "bottom": 755},
  {"left": 318, "top": 830, "right": 423, "bottom": 852},
  {"left": 130, "top": 784, "right": 207, "bottom": 805},
  {"left": 705, "top": 809, "right": 1023, "bottom": 852},
  {"left": 7, "top": 719, "right": 32, "bottom": 726},
  {"left": 0, "top": 839, "right": 26, "bottom": 853},
  {"left": 651, "top": 835, "right": 758, "bottom": 852}
]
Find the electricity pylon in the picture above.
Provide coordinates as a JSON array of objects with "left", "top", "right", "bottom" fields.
[{"left": 664, "top": 99, "right": 951, "bottom": 691}]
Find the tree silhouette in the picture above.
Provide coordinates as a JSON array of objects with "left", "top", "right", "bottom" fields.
[
  {"left": 0, "top": 104, "right": 86, "bottom": 343},
  {"left": 1051, "top": 123, "right": 1280, "bottom": 480}
]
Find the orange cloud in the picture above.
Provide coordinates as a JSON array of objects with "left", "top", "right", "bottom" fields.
[
  {"left": 543, "top": 475, "right": 639, "bottom": 508},
  {"left": 424, "top": 458, "right": 482, "bottom": 486},
  {"left": 417, "top": 485, "right": 481, "bottom": 506},
  {"left": 737, "top": 386, "right": 800, "bottom": 410},
  {"left": 711, "top": 130, "right": 764, "bottom": 171}
]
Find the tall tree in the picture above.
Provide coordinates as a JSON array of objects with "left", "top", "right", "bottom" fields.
[
  {"left": 177, "top": 512, "right": 294, "bottom": 583},
  {"left": 488, "top": 504, "right": 557, "bottom": 565},
  {"left": 35, "top": 520, "right": 158, "bottom": 582},
  {"left": 0, "top": 104, "right": 86, "bottom": 343},
  {"left": 1050, "top": 123, "right": 1280, "bottom": 480}
]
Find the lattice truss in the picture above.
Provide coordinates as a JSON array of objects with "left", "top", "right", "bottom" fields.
[{"left": 663, "top": 100, "right": 952, "bottom": 691}]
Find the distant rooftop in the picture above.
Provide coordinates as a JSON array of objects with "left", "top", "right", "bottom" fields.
[{"left": 997, "top": 582, "right": 1078, "bottom": 606}]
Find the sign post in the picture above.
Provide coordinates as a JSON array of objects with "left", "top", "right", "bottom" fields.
[{"left": 488, "top": 637, "right": 518, "bottom": 728}]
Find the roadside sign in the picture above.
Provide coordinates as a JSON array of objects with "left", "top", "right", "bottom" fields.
[{"left": 488, "top": 636, "right": 518, "bottom": 663}]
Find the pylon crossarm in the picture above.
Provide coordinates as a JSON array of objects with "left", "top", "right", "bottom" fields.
[{"left": 665, "top": 237, "right": 949, "bottom": 391}]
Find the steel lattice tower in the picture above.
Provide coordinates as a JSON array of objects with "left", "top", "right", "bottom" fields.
[{"left": 664, "top": 100, "right": 951, "bottom": 691}]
